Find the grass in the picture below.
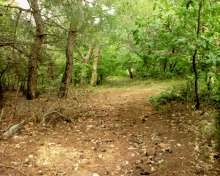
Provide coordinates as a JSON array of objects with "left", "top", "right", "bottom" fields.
[{"left": 101, "top": 76, "right": 187, "bottom": 89}]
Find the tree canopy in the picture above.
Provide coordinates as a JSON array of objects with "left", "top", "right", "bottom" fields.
[{"left": 0, "top": 0, "right": 219, "bottom": 108}]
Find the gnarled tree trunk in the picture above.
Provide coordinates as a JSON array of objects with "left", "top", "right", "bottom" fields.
[
  {"left": 26, "top": 0, "right": 44, "bottom": 100},
  {"left": 90, "top": 46, "right": 100, "bottom": 87},
  {"left": 59, "top": 23, "right": 76, "bottom": 98},
  {"left": 80, "top": 43, "right": 94, "bottom": 85}
]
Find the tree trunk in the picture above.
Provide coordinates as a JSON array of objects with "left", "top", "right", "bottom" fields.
[
  {"left": 192, "top": 49, "right": 200, "bottom": 109},
  {"left": 26, "top": 0, "right": 44, "bottom": 100},
  {"left": 59, "top": 23, "right": 76, "bottom": 98},
  {"left": 193, "top": 0, "right": 203, "bottom": 109},
  {"left": 80, "top": 43, "right": 94, "bottom": 85},
  {"left": 90, "top": 46, "right": 100, "bottom": 87},
  {"left": 128, "top": 64, "right": 133, "bottom": 79}
]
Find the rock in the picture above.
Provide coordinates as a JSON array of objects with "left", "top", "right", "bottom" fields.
[
  {"left": 116, "top": 165, "right": 122, "bottom": 171},
  {"left": 151, "top": 161, "right": 155, "bottom": 165},
  {"left": 149, "top": 156, "right": 153, "bottom": 160},
  {"left": 158, "top": 159, "right": 164, "bottom": 164},
  {"left": 177, "top": 144, "right": 181, "bottom": 147},
  {"left": 151, "top": 167, "right": 156, "bottom": 172},
  {"left": 104, "top": 171, "right": 109, "bottom": 175},
  {"left": 28, "top": 155, "right": 34, "bottom": 159},
  {"left": 11, "top": 162, "right": 20, "bottom": 166},
  {"left": 87, "top": 125, "right": 94, "bottom": 130},
  {"left": 154, "top": 138, "right": 161, "bottom": 142},
  {"left": 93, "top": 174, "right": 99, "bottom": 176},
  {"left": 101, "top": 149, "right": 107, "bottom": 152},
  {"left": 194, "top": 145, "right": 199, "bottom": 151},
  {"left": 15, "top": 144, "right": 21, "bottom": 149},
  {"left": 114, "top": 124, "right": 121, "bottom": 128},
  {"left": 165, "top": 147, "right": 172, "bottom": 153},
  {"left": 38, "top": 170, "right": 43, "bottom": 175},
  {"left": 134, "top": 160, "right": 141, "bottom": 165},
  {"left": 128, "top": 170, "right": 134, "bottom": 173},
  {"left": 158, "top": 143, "right": 170, "bottom": 149}
]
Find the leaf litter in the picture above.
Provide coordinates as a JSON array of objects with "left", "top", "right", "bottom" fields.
[{"left": 0, "top": 87, "right": 220, "bottom": 175}]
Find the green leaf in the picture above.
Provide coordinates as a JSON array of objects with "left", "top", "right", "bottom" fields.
[{"left": 153, "top": 3, "right": 157, "bottom": 11}]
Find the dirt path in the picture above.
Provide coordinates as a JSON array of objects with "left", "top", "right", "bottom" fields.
[{"left": 0, "top": 86, "right": 219, "bottom": 175}]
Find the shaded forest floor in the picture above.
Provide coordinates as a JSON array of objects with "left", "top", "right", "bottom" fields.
[{"left": 0, "top": 79, "right": 220, "bottom": 176}]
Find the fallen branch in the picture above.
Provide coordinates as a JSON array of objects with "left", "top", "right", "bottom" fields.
[
  {"left": 2, "top": 116, "right": 35, "bottom": 138},
  {"left": 41, "top": 111, "right": 74, "bottom": 125},
  {"left": 0, "top": 164, "right": 29, "bottom": 176}
]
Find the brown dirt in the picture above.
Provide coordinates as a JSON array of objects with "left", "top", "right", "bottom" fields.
[{"left": 0, "top": 85, "right": 220, "bottom": 176}]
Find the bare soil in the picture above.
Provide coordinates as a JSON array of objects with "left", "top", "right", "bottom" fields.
[{"left": 0, "top": 84, "right": 220, "bottom": 176}]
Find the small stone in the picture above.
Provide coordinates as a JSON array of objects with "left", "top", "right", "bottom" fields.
[
  {"left": 28, "top": 155, "right": 34, "bottom": 159},
  {"left": 93, "top": 174, "right": 99, "bottom": 176},
  {"left": 134, "top": 160, "right": 141, "bottom": 165},
  {"left": 123, "top": 161, "right": 129, "bottom": 165},
  {"left": 114, "top": 124, "right": 121, "bottom": 128},
  {"left": 177, "top": 144, "right": 181, "bottom": 147},
  {"left": 104, "top": 171, "right": 109, "bottom": 175},
  {"left": 116, "top": 165, "right": 122, "bottom": 171},
  {"left": 158, "top": 143, "right": 170, "bottom": 149},
  {"left": 15, "top": 144, "right": 21, "bottom": 149},
  {"left": 154, "top": 138, "right": 161, "bottom": 142},
  {"left": 80, "top": 154, "right": 84, "bottom": 159},
  {"left": 165, "top": 147, "right": 172, "bottom": 153},
  {"left": 92, "top": 147, "right": 97, "bottom": 150},
  {"left": 11, "top": 162, "right": 19, "bottom": 166},
  {"left": 158, "top": 159, "right": 164, "bottom": 164},
  {"left": 102, "top": 149, "right": 107, "bottom": 152},
  {"left": 38, "top": 170, "right": 43, "bottom": 175},
  {"left": 149, "top": 156, "right": 153, "bottom": 160},
  {"left": 151, "top": 167, "right": 156, "bottom": 172},
  {"left": 151, "top": 161, "right": 155, "bottom": 164}
]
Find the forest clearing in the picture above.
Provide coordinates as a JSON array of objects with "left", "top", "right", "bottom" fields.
[
  {"left": 0, "top": 78, "right": 220, "bottom": 176},
  {"left": 0, "top": 0, "right": 220, "bottom": 175}
]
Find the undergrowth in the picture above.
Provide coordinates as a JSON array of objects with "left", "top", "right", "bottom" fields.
[{"left": 147, "top": 81, "right": 220, "bottom": 153}]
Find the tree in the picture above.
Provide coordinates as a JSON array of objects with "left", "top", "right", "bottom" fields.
[
  {"left": 26, "top": 0, "right": 44, "bottom": 99},
  {"left": 59, "top": 23, "right": 76, "bottom": 98},
  {"left": 90, "top": 46, "right": 101, "bottom": 86}
]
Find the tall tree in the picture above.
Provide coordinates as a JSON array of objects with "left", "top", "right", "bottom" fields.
[
  {"left": 26, "top": 0, "right": 44, "bottom": 99},
  {"left": 192, "top": 0, "right": 204, "bottom": 109},
  {"left": 77, "top": 43, "right": 94, "bottom": 85},
  {"left": 59, "top": 23, "right": 76, "bottom": 98},
  {"left": 90, "top": 46, "right": 101, "bottom": 86}
]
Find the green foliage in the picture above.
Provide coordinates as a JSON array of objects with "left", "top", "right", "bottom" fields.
[{"left": 147, "top": 88, "right": 182, "bottom": 110}]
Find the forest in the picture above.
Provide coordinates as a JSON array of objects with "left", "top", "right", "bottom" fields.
[{"left": 0, "top": 0, "right": 220, "bottom": 175}]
